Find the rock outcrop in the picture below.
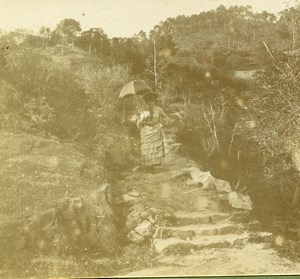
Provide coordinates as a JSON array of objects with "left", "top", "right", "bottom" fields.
[
  {"left": 186, "top": 167, "right": 252, "bottom": 211},
  {"left": 117, "top": 190, "right": 166, "bottom": 244},
  {"left": 22, "top": 183, "right": 118, "bottom": 255}
]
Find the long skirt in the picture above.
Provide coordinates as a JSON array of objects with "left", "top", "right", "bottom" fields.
[{"left": 140, "top": 124, "right": 168, "bottom": 167}]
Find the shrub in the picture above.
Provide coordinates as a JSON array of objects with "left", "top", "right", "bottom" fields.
[
  {"left": 78, "top": 64, "right": 131, "bottom": 115},
  {"left": 3, "top": 49, "right": 93, "bottom": 139},
  {"left": 4, "top": 49, "right": 51, "bottom": 101},
  {"left": 248, "top": 53, "right": 300, "bottom": 158},
  {"left": 2, "top": 49, "right": 132, "bottom": 140},
  {"left": 177, "top": 90, "right": 245, "bottom": 164}
]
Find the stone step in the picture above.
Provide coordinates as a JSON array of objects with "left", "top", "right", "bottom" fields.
[
  {"left": 153, "top": 232, "right": 250, "bottom": 254},
  {"left": 159, "top": 211, "right": 231, "bottom": 226},
  {"left": 154, "top": 222, "right": 242, "bottom": 240}
]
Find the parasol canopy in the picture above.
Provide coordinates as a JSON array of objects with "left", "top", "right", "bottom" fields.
[{"left": 119, "top": 80, "right": 152, "bottom": 99}]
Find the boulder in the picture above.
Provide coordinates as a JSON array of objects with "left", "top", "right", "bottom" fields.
[
  {"left": 127, "top": 219, "right": 155, "bottom": 243},
  {"left": 125, "top": 200, "right": 163, "bottom": 243},
  {"left": 134, "top": 220, "right": 154, "bottom": 237},
  {"left": 126, "top": 208, "right": 143, "bottom": 232},
  {"left": 213, "top": 179, "right": 232, "bottom": 194},
  {"left": 188, "top": 167, "right": 214, "bottom": 189},
  {"left": 24, "top": 183, "right": 118, "bottom": 255},
  {"left": 127, "top": 230, "right": 145, "bottom": 244},
  {"left": 228, "top": 191, "right": 252, "bottom": 211},
  {"left": 188, "top": 167, "right": 232, "bottom": 194},
  {"left": 123, "top": 191, "right": 140, "bottom": 204}
]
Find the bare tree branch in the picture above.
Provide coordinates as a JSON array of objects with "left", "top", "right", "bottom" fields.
[
  {"left": 145, "top": 69, "right": 155, "bottom": 75},
  {"left": 262, "top": 41, "right": 284, "bottom": 74},
  {"left": 228, "top": 123, "right": 237, "bottom": 156}
]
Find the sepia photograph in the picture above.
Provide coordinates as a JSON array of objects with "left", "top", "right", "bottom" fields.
[{"left": 1, "top": 0, "right": 300, "bottom": 278}]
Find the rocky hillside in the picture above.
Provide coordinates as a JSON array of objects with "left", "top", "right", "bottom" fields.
[
  {"left": 114, "top": 120, "right": 300, "bottom": 277},
  {"left": 1, "top": 45, "right": 300, "bottom": 277},
  {"left": 1, "top": 77, "right": 300, "bottom": 277},
  {"left": 0, "top": 77, "right": 134, "bottom": 277}
]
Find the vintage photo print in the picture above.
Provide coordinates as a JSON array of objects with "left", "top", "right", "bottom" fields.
[{"left": 1, "top": 0, "right": 300, "bottom": 277}]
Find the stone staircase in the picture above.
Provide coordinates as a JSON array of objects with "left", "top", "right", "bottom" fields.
[
  {"left": 142, "top": 127, "right": 260, "bottom": 260},
  {"left": 119, "top": 118, "right": 300, "bottom": 276},
  {"left": 153, "top": 208, "right": 250, "bottom": 255},
  {"left": 123, "top": 123, "right": 276, "bottom": 272}
]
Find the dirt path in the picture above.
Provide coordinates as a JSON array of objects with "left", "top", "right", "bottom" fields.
[
  {"left": 117, "top": 128, "right": 300, "bottom": 277},
  {"left": 126, "top": 244, "right": 300, "bottom": 276},
  {"left": 1, "top": 79, "right": 300, "bottom": 277}
]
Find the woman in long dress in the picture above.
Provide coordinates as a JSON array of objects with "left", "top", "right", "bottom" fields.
[{"left": 137, "top": 95, "right": 168, "bottom": 169}]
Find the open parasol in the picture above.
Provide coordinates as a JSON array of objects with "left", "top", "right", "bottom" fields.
[{"left": 119, "top": 80, "right": 152, "bottom": 99}]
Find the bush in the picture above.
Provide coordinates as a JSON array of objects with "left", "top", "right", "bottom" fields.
[
  {"left": 3, "top": 49, "right": 92, "bottom": 139},
  {"left": 176, "top": 90, "right": 245, "bottom": 167},
  {"left": 248, "top": 54, "right": 300, "bottom": 158},
  {"left": 78, "top": 64, "right": 131, "bottom": 115},
  {"left": 233, "top": 51, "right": 300, "bottom": 232},
  {"left": 5, "top": 49, "right": 51, "bottom": 100},
  {"left": 2, "top": 49, "right": 131, "bottom": 140}
]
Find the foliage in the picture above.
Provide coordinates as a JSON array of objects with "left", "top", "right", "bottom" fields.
[
  {"left": 156, "top": 5, "right": 279, "bottom": 51},
  {"left": 248, "top": 52, "right": 300, "bottom": 157},
  {"left": 77, "top": 28, "right": 111, "bottom": 58},
  {"left": 3, "top": 49, "right": 92, "bottom": 139},
  {"left": 1, "top": 46, "right": 134, "bottom": 140},
  {"left": 176, "top": 85, "right": 247, "bottom": 166},
  {"left": 111, "top": 37, "right": 147, "bottom": 75},
  {"left": 55, "top": 18, "right": 81, "bottom": 44},
  {"left": 278, "top": 6, "right": 300, "bottom": 50},
  {"left": 142, "top": 28, "right": 177, "bottom": 90},
  {"left": 78, "top": 64, "right": 131, "bottom": 114},
  {"left": 163, "top": 61, "right": 247, "bottom": 104},
  {"left": 0, "top": 33, "right": 18, "bottom": 50},
  {"left": 4, "top": 49, "right": 52, "bottom": 101}
]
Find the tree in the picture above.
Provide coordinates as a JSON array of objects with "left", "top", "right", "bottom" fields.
[
  {"left": 216, "top": 5, "right": 230, "bottom": 32},
  {"left": 39, "top": 26, "right": 51, "bottom": 47},
  {"left": 55, "top": 19, "right": 81, "bottom": 53},
  {"left": 1, "top": 29, "right": 34, "bottom": 46},
  {"left": 133, "top": 30, "right": 148, "bottom": 55},
  {"left": 146, "top": 27, "right": 177, "bottom": 91},
  {"left": 279, "top": 6, "right": 300, "bottom": 50},
  {"left": 39, "top": 26, "right": 51, "bottom": 38},
  {"left": 0, "top": 33, "right": 18, "bottom": 51},
  {"left": 110, "top": 37, "right": 147, "bottom": 75},
  {"left": 79, "top": 28, "right": 111, "bottom": 57},
  {"left": 276, "top": 22, "right": 291, "bottom": 41}
]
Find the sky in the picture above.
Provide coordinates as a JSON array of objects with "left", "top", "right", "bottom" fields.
[{"left": 0, "top": 0, "right": 294, "bottom": 38}]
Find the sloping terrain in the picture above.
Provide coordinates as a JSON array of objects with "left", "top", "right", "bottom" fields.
[
  {"left": 1, "top": 74, "right": 300, "bottom": 277},
  {"left": 0, "top": 78, "right": 132, "bottom": 277},
  {"left": 117, "top": 127, "right": 300, "bottom": 277}
]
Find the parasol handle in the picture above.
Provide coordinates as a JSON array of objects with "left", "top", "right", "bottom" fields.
[{"left": 137, "top": 95, "right": 143, "bottom": 113}]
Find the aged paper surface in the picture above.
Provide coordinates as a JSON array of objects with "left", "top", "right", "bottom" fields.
[{"left": 0, "top": 0, "right": 300, "bottom": 278}]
